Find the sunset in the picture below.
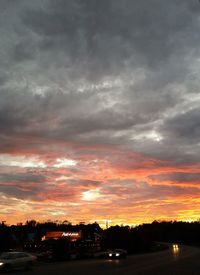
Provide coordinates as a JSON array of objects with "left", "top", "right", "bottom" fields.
[{"left": 0, "top": 0, "right": 200, "bottom": 228}]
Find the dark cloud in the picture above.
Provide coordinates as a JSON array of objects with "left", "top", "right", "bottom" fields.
[
  {"left": 0, "top": 168, "right": 101, "bottom": 202},
  {"left": 0, "top": 171, "right": 46, "bottom": 201},
  {"left": 66, "top": 179, "right": 101, "bottom": 188},
  {"left": 101, "top": 180, "right": 200, "bottom": 203},
  {"left": 1, "top": 0, "right": 200, "bottom": 223},
  {"left": 149, "top": 172, "right": 200, "bottom": 184},
  {"left": 21, "top": 0, "right": 200, "bottom": 70},
  {"left": 160, "top": 108, "right": 200, "bottom": 142},
  {"left": 0, "top": 0, "right": 200, "bottom": 146},
  {"left": 0, "top": 173, "right": 45, "bottom": 183},
  {"left": 1, "top": 0, "right": 199, "bottom": 83}
]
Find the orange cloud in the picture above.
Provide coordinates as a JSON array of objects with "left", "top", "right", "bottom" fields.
[{"left": 0, "top": 140, "right": 200, "bottom": 226}]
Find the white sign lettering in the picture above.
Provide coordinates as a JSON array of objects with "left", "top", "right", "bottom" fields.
[{"left": 62, "top": 232, "right": 80, "bottom": 237}]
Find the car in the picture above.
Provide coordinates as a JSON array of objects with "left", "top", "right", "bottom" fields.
[
  {"left": 0, "top": 251, "right": 37, "bottom": 271},
  {"left": 106, "top": 249, "right": 127, "bottom": 259},
  {"left": 172, "top": 244, "right": 179, "bottom": 249}
]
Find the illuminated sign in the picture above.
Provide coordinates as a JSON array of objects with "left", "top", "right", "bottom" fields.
[
  {"left": 62, "top": 232, "right": 80, "bottom": 237},
  {"left": 42, "top": 231, "right": 81, "bottom": 241}
]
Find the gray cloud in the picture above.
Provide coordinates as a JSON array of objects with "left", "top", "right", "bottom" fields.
[
  {"left": 101, "top": 179, "right": 200, "bottom": 204},
  {"left": 21, "top": 0, "right": 200, "bottom": 69},
  {"left": 1, "top": 0, "right": 200, "bottom": 214},
  {"left": 160, "top": 108, "right": 200, "bottom": 142},
  {"left": 149, "top": 172, "right": 200, "bottom": 184},
  {"left": 0, "top": 173, "right": 45, "bottom": 183}
]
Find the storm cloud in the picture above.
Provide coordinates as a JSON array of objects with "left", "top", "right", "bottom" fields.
[{"left": 0, "top": 0, "right": 200, "bottom": 225}]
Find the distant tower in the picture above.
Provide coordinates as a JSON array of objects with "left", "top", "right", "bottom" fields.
[{"left": 106, "top": 220, "right": 109, "bottom": 229}]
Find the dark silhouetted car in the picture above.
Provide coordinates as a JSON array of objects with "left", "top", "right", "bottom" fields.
[
  {"left": 0, "top": 251, "right": 37, "bottom": 271},
  {"left": 105, "top": 249, "right": 127, "bottom": 259},
  {"left": 94, "top": 249, "right": 127, "bottom": 259}
]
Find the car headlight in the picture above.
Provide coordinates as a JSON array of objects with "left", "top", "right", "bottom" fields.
[
  {"left": 109, "top": 253, "right": 112, "bottom": 257},
  {"left": 115, "top": 253, "right": 120, "bottom": 257},
  {"left": 0, "top": 263, "right": 4, "bottom": 266}
]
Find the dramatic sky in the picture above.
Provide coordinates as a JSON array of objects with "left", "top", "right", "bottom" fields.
[{"left": 0, "top": 0, "right": 200, "bottom": 226}]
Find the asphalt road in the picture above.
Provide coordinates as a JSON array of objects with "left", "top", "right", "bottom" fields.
[{"left": 6, "top": 244, "right": 200, "bottom": 275}]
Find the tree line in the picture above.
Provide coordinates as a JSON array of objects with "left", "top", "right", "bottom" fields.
[{"left": 0, "top": 220, "right": 200, "bottom": 254}]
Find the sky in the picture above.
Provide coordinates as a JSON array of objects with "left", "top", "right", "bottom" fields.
[{"left": 0, "top": 0, "right": 200, "bottom": 227}]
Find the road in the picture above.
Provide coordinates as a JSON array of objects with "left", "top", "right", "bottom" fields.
[{"left": 7, "top": 244, "right": 200, "bottom": 275}]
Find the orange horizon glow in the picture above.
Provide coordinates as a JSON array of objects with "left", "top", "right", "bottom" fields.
[{"left": 0, "top": 140, "right": 199, "bottom": 228}]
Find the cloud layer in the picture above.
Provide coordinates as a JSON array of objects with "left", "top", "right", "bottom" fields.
[{"left": 0, "top": 0, "right": 200, "bottom": 226}]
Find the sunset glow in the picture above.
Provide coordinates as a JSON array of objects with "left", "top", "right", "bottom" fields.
[{"left": 0, "top": 0, "right": 200, "bottom": 227}]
